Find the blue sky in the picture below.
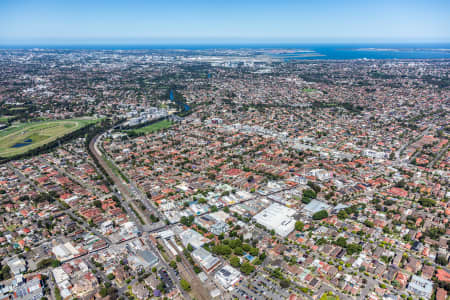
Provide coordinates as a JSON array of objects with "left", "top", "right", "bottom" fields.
[{"left": 0, "top": 0, "right": 449, "bottom": 44}]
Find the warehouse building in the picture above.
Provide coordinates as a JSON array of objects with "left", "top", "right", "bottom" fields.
[{"left": 253, "top": 202, "right": 296, "bottom": 237}]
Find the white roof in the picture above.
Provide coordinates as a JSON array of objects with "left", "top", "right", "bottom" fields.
[
  {"left": 52, "top": 268, "right": 69, "bottom": 284},
  {"left": 64, "top": 242, "right": 80, "bottom": 256},
  {"left": 192, "top": 247, "right": 221, "bottom": 271},
  {"left": 158, "top": 229, "right": 175, "bottom": 239},
  {"left": 209, "top": 211, "right": 229, "bottom": 223},
  {"left": 52, "top": 245, "right": 70, "bottom": 260},
  {"left": 253, "top": 202, "right": 296, "bottom": 237},
  {"left": 408, "top": 275, "right": 433, "bottom": 295},
  {"left": 210, "top": 288, "right": 221, "bottom": 298},
  {"left": 215, "top": 265, "right": 241, "bottom": 290},
  {"left": 60, "top": 287, "right": 72, "bottom": 298},
  {"left": 179, "top": 229, "right": 209, "bottom": 249}
]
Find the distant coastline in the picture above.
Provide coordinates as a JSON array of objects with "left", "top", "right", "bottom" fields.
[{"left": 1, "top": 43, "right": 450, "bottom": 60}]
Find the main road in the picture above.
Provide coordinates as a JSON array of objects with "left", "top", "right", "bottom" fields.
[{"left": 89, "top": 131, "right": 165, "bottom": 232}]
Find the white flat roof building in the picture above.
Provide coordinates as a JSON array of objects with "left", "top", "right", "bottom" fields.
[
  {"left": 408, "top": 275, "right": 433, "bottom": 299},
  {"left": 179, "top": 229, "right": 209, "bottom": 249},
  {"left": 215, "top": 265, "right": 241, "bottom": 291},
  {"left": 6, "top": 257, "right": 26, "bottom": 276},
  {"left": 52, "top": 242, "right": 80, "bottom": 262},
  {"left": 52, "top": 267, "right": 70, "bottom": 284},
  {"left": 253, "top": 202, "right": 296, "bottom": 237}
]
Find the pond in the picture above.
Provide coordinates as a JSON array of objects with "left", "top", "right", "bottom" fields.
[
  {"left": 169, "top": 89, "right": 190, "bottom": 112},
  {"left": 11, "top": 139, "right": 33, "bottom": 148}
]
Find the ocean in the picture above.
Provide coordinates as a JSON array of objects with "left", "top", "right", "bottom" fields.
[{"left": 2, "top": 43, "right": 450, "bottom": 60}]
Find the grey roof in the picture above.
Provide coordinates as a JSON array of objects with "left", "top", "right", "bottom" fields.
[
  {"left": 192, "top": 247, "right": 221, "bottom": 271},
  {"left": 303, "top": 200, "right": 331, "bottom": 215}
]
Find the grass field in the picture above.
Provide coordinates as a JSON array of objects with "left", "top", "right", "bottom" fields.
[
  {"left": 126, "top": 119, "right": 172, "bottom": 134},
  {"left": 0, "top": 118, "right": 97, "bottom": 157},
  {"left": 319, "top": 293, "right": 339, "bottom": 300},
  {"left": 0, "top": 116, "right": 13, "bottom": 123}
]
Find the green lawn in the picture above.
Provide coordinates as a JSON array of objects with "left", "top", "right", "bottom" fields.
[
  {"left": 126, "top": 119, "right": 172, "bottom": 134},
  {"left": 302, "top": 88, "right": 317, "bottom": 93},
  {"left": 0, "top": 118, "right": 97, "bottom": 157},
  {"left": 320, "top": 293, "right": 339, "bottom": 300},
  {"left": 0, "top": 116, "right": 13, "bottom": 123}
]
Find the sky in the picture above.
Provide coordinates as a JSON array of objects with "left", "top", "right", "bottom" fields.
[{"left": 0, "top": 0, "right": 449, "bottom": 45}]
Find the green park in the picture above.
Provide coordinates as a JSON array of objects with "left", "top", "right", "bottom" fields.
[{"left": 0, "top": 118, "right": 97, "bottom": 157}]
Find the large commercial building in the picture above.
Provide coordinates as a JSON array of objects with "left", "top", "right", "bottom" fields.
[
  {"left": 179, "top": 228, "right": 209, "bottom": 249},
  {"left": 253, "top": 202, "right": 296, "bottom": 237},
  {"left": 52, "top": 242, "right": 80, "bottom": 262},
  {"left": 129, "top": 250, "right": 159, "bottom": 271}
]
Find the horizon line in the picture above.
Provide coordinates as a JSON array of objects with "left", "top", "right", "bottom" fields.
[
  {"left": 1, "top": 41, "right": 450, "bottom": 47},
  {"left": 1, "top": 37, "right": 450, "bottom": 46}
]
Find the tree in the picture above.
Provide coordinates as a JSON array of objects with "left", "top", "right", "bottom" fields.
[
  {"left": 418, "top": 198, "right": 436, "bottom": 207},
  {"left": 36, "top": 258, "right": 60, "bottom": 270},
  {"left": 307, "top": 181, "right": 321, "bottom": 193},
  {"left": 249, "top": 247, "right": 259, "bottom": 257},
  {"left": 229, "top": 239, "right": 242, "bottom": 249},
  {"left": 99, "top": 287, "right": 108, "bottom": 297},
  {"left": 234, "top": 247, "right": 244, "bottom": 256},
  {"left": 180, "top": 215, "right": 194, "bottom": 227},
  {"left": 280, "top": 279, "right": 291, "bottom": 288},
  {"left": 240, "top": 262, "right": 255, "bottom": 275},
  {"left": 302, "top": 197, "right": 312, "bottom": 204},
  {"left": 312, "top": 210, "right": 328, "bottom": 220},
  {"left": 230, "top": 256, "right": 241, "bottom": 268},
  {"left": 180, "top": 279, "right": 191, "bottom": 291},
  {"left": 346, "top": 243, "right": 362, "bottom": 255},
  {"left": 169, "top": 260, "right": 177, "bottom": 269},
  {"left": 337, "top": 210, "right": 348, "bottom": 220},
  {"left": 54, "top": 287, "right": 62, "bottom": 300},
  {"left": 302, "top": 188, "right": 317, "bottom": 203},
  {"left": 436, "top": 255, "right": 448, "bottom": 266},
  {"left": 187, "top": 244, "right": 194, "bottom": 252},
  {"left": 157, "top": 282, "right": 166, "bottom": 293},
  {"left": 425, "top": 227, "right": 445, "bottom": 240},
  {"left": 93, "top": 200, "right": 102, "bottom": 208},
  {"left": 259, "top": 252, "right": 267, "bottom": 261},
  {"left": 106, "top": 273, "right": 115, "bottom": 280},
  {"left": 295, "top": 221, "right": 305, "bottom": 231},
  {"left": 364, "top": 220, "right": 374, "bottom": 228},
  {"left": 335, "top": 237, "right": 347, "bottom": 248},
  {"left": 0, "top": 265, "right": 10, "bottom": 281},
  {"left": 51, "top": 259, "right": 61, "bottom": 268},
  {"left": 303, "top": 189, "right": 317, "bottom": 199},
  {"left": 212, "top": 244, "right": 232, "bottom": 256}
]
